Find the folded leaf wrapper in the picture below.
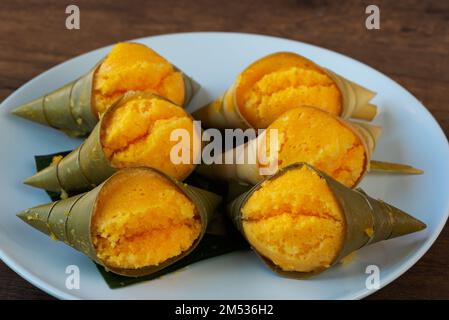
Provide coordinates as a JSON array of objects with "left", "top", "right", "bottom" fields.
[
  {"left": 197, "top": 106, "right": 381, "bottom": 188},
  {"left": 193, "top": 52, "right": 376, "bottom": 130},
  {"left": 11, "top": 64, "right": 99, "bottom": 137},
  {"left": 32, "top": 152, "right": 249, "bottom": 287},
  {"left": 24, "top": 91, "right": 200, "bottom": 195},
  {"left": 17, "top": 167, "right": 221, "bottom": 277},
  {"left": 11, "top": 43, "right": 199, "bottom": 137},
  {"left": 227, "top": 162, "right": 426, "bottom": 278}
]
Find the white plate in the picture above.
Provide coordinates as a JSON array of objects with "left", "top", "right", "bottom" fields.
[{"left": 0, "top": 32, "right": 448, "bottom": 300}]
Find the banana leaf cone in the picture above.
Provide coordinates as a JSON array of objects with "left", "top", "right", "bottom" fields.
[
  {"left": 11, "top": 64, "right": 99, "bottom": 137},
  {"left": 196, "top": 107, "right": 381, "bottom": 188},
  {"left": 192, "top": 52, "right": 377, "bottom": 130},
  {"left": 23, "top": 91, "right": 200, "bottom": 195},
  {"left": 227, "top": 162, "right": 426, "bottom": 278},
  {"left": 11, "top": 44, "right": 199, "bottom": 137},
  {"left": 17, "top": 167, "right": 221, "bottom": 277},
  {"left": 325, "top": 69, "right": 377, "bottom": 120}
]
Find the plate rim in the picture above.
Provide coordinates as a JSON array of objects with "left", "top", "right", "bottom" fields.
[{"left": 1, "top": 31, "right": 448, "bottom": 300}]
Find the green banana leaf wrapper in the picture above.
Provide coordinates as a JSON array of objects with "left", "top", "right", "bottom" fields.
[
  {"left": 227, "top": 162, "right": 427, "bottom": 278},
  {"left": 11, "top": 45, "right": 199, "bottom": 137},
  {"left": 12, "top": 63, "right": 99, "bottom": 137}
]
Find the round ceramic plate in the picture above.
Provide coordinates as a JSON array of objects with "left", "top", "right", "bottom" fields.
[{"left": 0, "top": 32, "right": 448, "bottom": 300}]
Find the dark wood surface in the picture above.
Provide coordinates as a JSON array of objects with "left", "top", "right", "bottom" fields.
[{"left": 0, "top": 0, "right": 448, "bottom": 300}]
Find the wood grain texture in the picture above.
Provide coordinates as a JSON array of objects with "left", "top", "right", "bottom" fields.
[{"left": 0, "top": 0, "right": 448, "bottom": 300}]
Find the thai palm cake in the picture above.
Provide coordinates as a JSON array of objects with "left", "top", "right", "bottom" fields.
[
  {"left": 235, "top": 52, "right": 342, "bottom": 128},
  {"left": 194, "top": 51, "right": 376, "bottom": 130},
  {"left": 92, "top": 169, "right": 201, "bottom": 269},
  {"left": 11, "top": 42, "right": 197, "bottom": 137},
  {"left": 235, "top": 163, "right": 426, "bottom": 276},
  {"left": 100, "top": 94, "right": 198, "bottom": 181},
  {"left": 23, "top": 93, "right": 199, "bottom": 194},
  {"left": 241, "top": 165, "right": 344, "bottom": 273},
  {"left": 18, "top": 167, "right": 214, "bottom": 275},
  {"left": 92, "top": 42, "right": 187, "bottom": 116},
  {"left": 261, "top": 106, "right": 367, "bottom": 188}
]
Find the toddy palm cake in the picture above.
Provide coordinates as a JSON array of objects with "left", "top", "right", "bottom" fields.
[
  {"left": 92, "top": 43, "right": 188, "bottom": 115},
  {"left": 92, "top": 168, "right": 201, "bottom": 269},
  {"left": 241, "top": 165, "right": 345, "bottom": 272},
  {"left": 197, "top": 106, "right": 379, "bottom": 188},
  {"left": 18, "top": 167, "right": 221, "bottom": 276},
  {"left": 100, "top": 91, "right": 198, "bottom": 180},
  {"left": 12, "top": 43, "right": 198, "bottom": 136},
  {"left": 24, "top": 92, "right": 200, "bottom": 194},
  {"left": 228, "top": 163, "right": 426, "bottom": 276},
  {"left": 193, "top": 52, "right": 376, "bottom": 129}
]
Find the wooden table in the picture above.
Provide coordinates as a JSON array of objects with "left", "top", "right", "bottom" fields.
[{"left": 0, "top": 0, "right": 448, "bottom": 300}]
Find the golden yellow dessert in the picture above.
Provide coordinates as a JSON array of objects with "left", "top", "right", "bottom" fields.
[
  {"left": 262, "top": 106, "right": 367, "bottom": 188},
  {"left": 91, "top": 169, "right": 201, "bottom": 269},
  {"left": 241, "top": 165, "right": 345, "bottom": 272},
  {"left": 101, "top": 94, "right": 198, "bottom": 181},
  {"left": 235, "top": 52, "right": 342, "bottom": 128},
  {"left": 93, "top": 42, "right": 186, "bottom": 115}
]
